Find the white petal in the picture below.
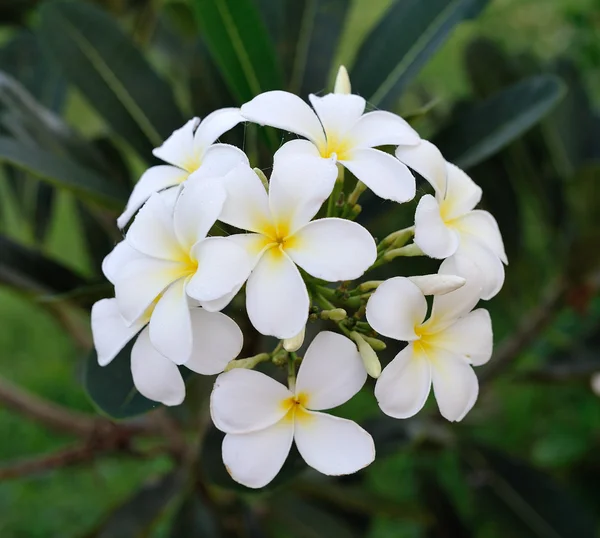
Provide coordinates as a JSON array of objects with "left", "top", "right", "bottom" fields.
[
  {"left": 219, "top": 163, "right": 273, "bottom": 235},
  {"left": 295, "top": 331, "right": 367, "bottom": 411},
  {"left": 269, "top": 152, "right": 338, "bottom": 235},
  {"left": 153, "top": 118, "right": 199, "bottom": 172},
  {"left": 173, "top": 178, "right": 226, "bottom": 250},
  {"left": 408, "top": 274, "right": 466, "bottom": 296},
  {"left": 395, "top": 140, "right": 446, "bottom": 196},
  {"left": 190, "top": 143, "right": 249, "bottom": 182},
  {"left": 210, "top": 369, "right": 293, "bottom": 434},
  {"left": 126, "top": 193, "right": 181, "bottom": 260},
  {"left": 454, "top": 210, "right": 507, "bottom": 264},
  {"left": 222, "top": 420, "right": 294, "bottom": 489},
  {"left": 187, "top": 237, "right": 251, "bottom": 301},
  {"left": 374, "top": 345, "right": 431, "bottom": 419},
  {"left": 102, "top": 241, "right": 145, "bottom": 285},
  {"left": 340, "top": 148, "right": 415, "bottom": 203},
  {"left": 91, "top": 298, "right": 145, "bottom": 366},
  {"left": 366, "top": 277, "right": 426, "bottom": 341},
  {"left": 131, "top": 327, "right": 185, "bottom": 406},
  {"left": 198, "top": 284, "right": 241, "bottom": 312},
  {"left": 433, "top": 309, "right": 493, "bottom": 366},
  {"left": 442, "top": 163, "right": 482, "bottom": 220},
  {"left": 246, "top": 248, "right": 309, "bottom": 338},
  {"left": 241, "top": 90, "right": 326, "bottom": 147},
  {"left": 273, "top": 139, "right": 322, "bottom": 164},
  {"left": 184, "top": 309, "right": 243, "bottom": 375},
  {"left": 286, "top": 218, "right": 376, "bottom": 281},
  {"left": 347, "top": 111, "right": 419, "bottom": 149},
  {"left": 117, "top": 165, "right": 187, "bottom": 229},
  {"left": 193, "top": 108, "right": 243, "bottom": 153},
  {"left": 148, "top": 278, "right": 192, "bottom": 364},
  {"left": 294, "top": 412, "right": 375, "bottom": 475},
  {"left": 454, "top": 237, "right": 505, "bottom": 300},
  {"left": 430, "top": 349, "right": 479, "bottom": 422},
  {"left": 308, "top": 93, "right": 365, "bottom": 140},
  {"left": 228, "top": 233, "right": 272, "bottom": 268},
  {"left": 414, "top": 194, "right": 460, "bottom": 259}
]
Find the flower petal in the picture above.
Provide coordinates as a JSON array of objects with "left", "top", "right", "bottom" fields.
[
  {"left": 187, "top": 237, "right": 251, "bottom": 301},
  {"left": 228, "top": 233, "right": 272, "bottom": 268},
  {"left": 308, "top": 93, "right": 365, "bottom": 140},
  {"left": 286, "top": 218, "right": 376, "bottom": 281},
  {"left": 131, "top": 327, "right": 185, "bottom": 406},
  {"left": 117, "top": 165, "right": 187, "bottom": 229},
  {"left": 454, "top": 237, "right": 505, "bottom": 300},
  {"left": 269, "top": 152, "right": 338, "bottom": 235},
  {"left": 184, "top": 309, "right": 243, "bottom": 375},
  {"left": 219, "top": 163, "right": 272, "bottom": 235},
  {"left": 295, "top": 331, "right": 367, "bottom": 410},
  {"left": 366, "top": 277, "right": 427, "bottom": 341},
  {"left": 198, "top": 284, "right": 242, "bottom": 312},
  {"left": 153, "top": 118, "right": 199, "bottom": 172},
  {"left": 273, "top": 139, "right": 322, "bottom": 164},
  {"left": 246, "top": 248, "right": 309, "bottom": 339},
  {"left": 414, "top": 194, "right": 460, "bottom": 259},
  {"left": 340, "top": 148, "right": 415, "bottom": 203},
  {"left": 190, "top": 143, "right": 249, "bottom": 182},
  {"left": 375, "top": 345, "right": 431, "bottom": 419},
  {"left": 222, "top": 420, "right": 294, "bottom": 489},
  {"left": 210, "top": 369, "right": 293, "bottom": 434},
  {"left": 347, "top": 110, "right": 419, "bottom": 149},
  {"left": 102, "top": 241, "right": 145, "bottom": 285},
  {"left": 241, "top": 90, "right": 326, "bottom": 147},
  {"left": 91, "top": 298, "right": 145, "bottom": 366},
  {"left": 149, "top": 278, "right": 192, "bottom": 364},
  {"left": 193, "top": 108, "right": 243, "bottom": 153},
  {"left": 395, "top": 140, "right": 446, "bottom": 196},
  {"left": 295, "top": 412, "right": 375, "bottom": 475},
  {"left": 454, "top": 210, "right": 507, "bottom": 264},
  {"left": 442, "top": 163, "right": 482, "bottom": 220},
  {"left": 433, "top": 309, "right": 492, "bottom": 366},
  {"left": 430, "top": 349, "right": 479, "bottom": 422}
]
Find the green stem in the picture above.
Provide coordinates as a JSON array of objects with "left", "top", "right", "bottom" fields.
[
  {"left": 288, "top": 353, "right": 297, "bottom": 392},
  {"left": 327, "top": 164, "right": 345, "bottom": 217}
]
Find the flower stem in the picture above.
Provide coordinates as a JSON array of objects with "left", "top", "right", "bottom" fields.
[
  {"left": 327, "top": 163, "right": 345, "bottom": 217},
  {"left": 288, "top": 352, "right": 298, "bottom": 392}
]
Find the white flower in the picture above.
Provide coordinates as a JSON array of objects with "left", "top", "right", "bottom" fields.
[
  {"left": 91, "top": 298, "right": 242, "bottom": 406},
  {"left": 217, "top": 153, "right": 377, "bottom": 339},
  {"left": 240, "top": 89, "right": 419, "bottom": 203},
  {"left": 106, "top": 180, "right": 250, "bottom": 363},
  {"left": 413, "top": 162, "right": 508, "bottom": 299},
  {"left": 117, "top": 110, "right": 247, "bottom": 228},
  {"left": 210, "top": 331, "right": 375, "bottom": 489},
  {"left": 367, "top": 257, "right": 493, "bottom": 422}
]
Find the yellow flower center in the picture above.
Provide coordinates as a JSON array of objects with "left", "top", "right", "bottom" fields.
[
  {"left": 317, "top": 133, "right": 353, "bottom": 161},
  {"left": 182, "top": 154, "right": 202, "bottom": 175},
  {"left": 280, "top": 392, "right": 312, "bottom": 424}
]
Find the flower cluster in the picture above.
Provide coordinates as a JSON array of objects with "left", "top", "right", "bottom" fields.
[{"left": 92, "top": 66, "right": 506, "bottom": 488}]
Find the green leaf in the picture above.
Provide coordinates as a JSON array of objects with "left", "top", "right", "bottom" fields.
[
  {"left": 169, "top": 492, "right": 221, "bottom": 538},
  {"left": 351, "top": 0, "right": 491, "bottom": 108},
  {"left": 192, "top": 0, "right": 283, "bottom": 103},
  {"left": 0, "top": 136, "right": 128, "bottom": 209},
  {"left": 38, "top": 0, "right": 184, "bottom": 159},
  {"left": 433, "top": 75, "right": 566, "bottom": 169}
]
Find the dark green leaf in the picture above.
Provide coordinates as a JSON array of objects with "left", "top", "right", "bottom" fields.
[
  {"left": 169, "top": 491, "right": 221, "bottom": 538},
  {"left": 192, "top": 0, "right": 283, "bottom": 103},
  {"left": 433, "top": 75, "right": 566, "bottom": 169},
  {"left": 352, "top": 0, "right": 491, "bottom": 108},
  {"left": 38, "top": 0, "right": 184, "bottom": 159},
  {"left": 76, "top": 202, "right": 118, "bottom": 276},
  {"left": 0, "top": 136, "right": 128, "bottom": 209}
]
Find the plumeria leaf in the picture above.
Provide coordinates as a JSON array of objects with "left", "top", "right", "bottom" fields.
[
  {"left": 351, "top": 0, "right": 491, "bottom": 108},
  {"left": 192, "top": 0, "right": 283, "bottom": 103},
  {"left": 38, "top": 0, "right": 184, "bottom": 159},
  {"left": 433, "top": 75, "right": 566, "bottom": 169},
  {"left": 168, "top": 492, "right": 221, "bottom": 538}
]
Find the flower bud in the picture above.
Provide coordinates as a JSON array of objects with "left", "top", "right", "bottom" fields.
[
  {"left": 283, "top": 326, "right": 305, "bottom": 352},
  {"left": 253, "top": 167, "right": 269, "bottom": 191},
  {"left": 320, "top": 308, "right": 347, "bottom": 321},
  {"left": 408, "top": 274, "right": 466, "bottom": 296},
  {"left": 591, "top": 372, "right": 600, "bottom": 397},
  {"left": 360, "top": 335, "right": 387, "bottom": 351},
  {"left": 358, "top": 281, "right": 383, "bottom": 292},
  {"left": 351, "top": 332, "right": 382, "bottom": 378},
  {"left": 334, "top": 65, "right": 351, "bottom": 94}
]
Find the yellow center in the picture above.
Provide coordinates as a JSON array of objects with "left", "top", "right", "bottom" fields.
[
  {"left": 317, "top": 133, "right": 353, "bottom": 161},
  {"left": 182, "top": 154, "right": 202, "bottom": 175},
  {"left": 280, "top": 392, "right": 312, "bottom": 424}
]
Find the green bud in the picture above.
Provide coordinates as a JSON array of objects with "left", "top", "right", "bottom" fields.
[
  {"left": 253, "top": 167, "right": 269, "bottom": 191},
  {"left": 383, "top": 243, "right": 424, "bottom": 261},
  {"left": 283, "top": 326, "right": 305, "bottom": 352},
  {"left": 225, "top": 353, "right": 270, "bottom": 371},
  {"left": 358, "top": 280, "right": 383, "bottom": 292},
  {"left": 320, "top": 308, "right": 347, "bottom": 321},
  {"left": 360, "top": 335, "right": 387, "bottom": 351},
  {"left": 351, "top": 332, "right": 381, "bottom": 378}
]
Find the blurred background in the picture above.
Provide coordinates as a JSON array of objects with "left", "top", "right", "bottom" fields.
[{"left": 0, "top": 0, "right": 599, "bottom": 536}]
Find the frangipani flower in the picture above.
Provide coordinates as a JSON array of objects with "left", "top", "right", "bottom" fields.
[
  {"left": 210, "top": 331, "right": 375, "bottom": 488},
  {"left": 91, "top": 298, "right": 242, "bottom": 406},
  {"left": 240, "top": 89, "right": 419, "bottom": 203},
  {"left": 108, "top": 180, "right": 250, "bottom": 363},
  {"left": 217, "top": 153, "right": 377, "bottom": 339},
  {"left": 413, "top": 162, "right": 507, "bottom": 299},
  {"left": 117, "top": 110, "right": 247, "bottom": 228},
  {"left": 367, "top": 257, "right": 492, "bottom": 422}
]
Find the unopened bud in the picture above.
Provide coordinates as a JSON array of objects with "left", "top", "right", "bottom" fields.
[
  {"left": 358, "top": 281, "right": 383, "bottom": 292},
  {"left": 591, "top": 372, "right": 600, "bottom": 397},
  {"left": 254, "top": 168, "right": 269, "bottom": 191},
  {"left": 320, "top": 308, "right": 347, "bottom": 321},
  {"left": 380, "top": 227, "right": 415, "bottom": 249},
  {"left": 283, "top": 326, "right": 305, "bottom": 352},
  {"left": 408, "top": 274, "right": 466, "bottom": 296},
  {"left": 360, "top": 335, "right": 387, "bottom": 351},
  {"left": 383, "top": 243, "right": 423, "bottom": 261},
  {"left": 351, "top": 332, "right": 382, "bottom": 378},
  {"left": 334, "top": 65, "right": 351, "bottom": 94}
]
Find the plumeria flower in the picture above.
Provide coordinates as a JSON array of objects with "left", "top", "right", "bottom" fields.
[
  {"left": 210, "top": 331, "right": 375, "bottom": 488},
  {"left": 367, "top": 257, "right": 492, "bottom": 422},
  {"left": 117, "top": 110, "right": 247, "bottom": 228},
  {"left": 413, "top": 161, "right": 507, "bottom": 299},
  {"left": 106, "top": 179, "right": 250, "bottom": 364},
  {"left": 240, "top": 82, "right": 420, "bottom": 203},
  {"left": 216, "top": 153, "right": 377, "bottom": 338},
  {"left": 91, "top": 298, "right": 243, "bottom": 406}
]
